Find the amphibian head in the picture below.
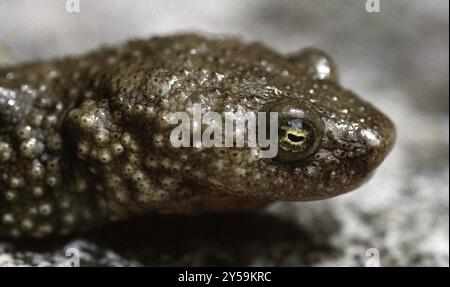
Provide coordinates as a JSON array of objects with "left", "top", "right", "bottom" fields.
[
  {"left": 68, "top": 35, "right": 395, "bottom": 213},
  {"left": 0, "top": 34, "right": 396, "bottom": 237}
]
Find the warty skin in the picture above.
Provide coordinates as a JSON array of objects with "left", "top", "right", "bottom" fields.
[{"left": 0, "top": 34, "right": 395, "bottom": 238}]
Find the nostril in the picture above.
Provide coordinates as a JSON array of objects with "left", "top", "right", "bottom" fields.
[
  {"left": 355, "top": 123, "right": 395, "bottom": 169},
  {"left": 360, "top": 128, "right": 383, "bottom": 149}
]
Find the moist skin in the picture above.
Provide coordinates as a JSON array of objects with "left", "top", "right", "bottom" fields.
[{"left": 0, "top": 34, "right": 395, "bottom": 238}]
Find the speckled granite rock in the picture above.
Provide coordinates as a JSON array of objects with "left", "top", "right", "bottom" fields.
[{"left": 0, "top": 0, "right": 448, "bottom": 266}]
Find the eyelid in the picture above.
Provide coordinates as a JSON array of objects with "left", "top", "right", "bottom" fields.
[{"left": 263, "top": 99, "right": 323, "bottom": 125}]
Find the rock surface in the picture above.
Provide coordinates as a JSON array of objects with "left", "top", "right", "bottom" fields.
[{"left": 0, "top": 0, "right": 448, "bottom": 266}]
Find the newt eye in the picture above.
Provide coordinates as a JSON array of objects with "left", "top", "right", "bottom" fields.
[
  {"left": 278, "top": 119, "right": 319, "bottom": 161},
  {"left": 264, "top": 99, "right": 324, "bottom": 162}
]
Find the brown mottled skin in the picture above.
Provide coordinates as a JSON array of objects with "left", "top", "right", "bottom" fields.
[{"left": 0, "top": 34, "right": 395, "bottom": 238}]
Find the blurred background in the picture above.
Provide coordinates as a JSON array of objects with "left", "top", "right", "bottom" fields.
[{"left": 0, "top": 0, "right": 448, "bottom": 266}]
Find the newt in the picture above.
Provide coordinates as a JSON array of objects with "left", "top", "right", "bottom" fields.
[{"left": 0, "top": 34, "right": 395, "bottom": 237}]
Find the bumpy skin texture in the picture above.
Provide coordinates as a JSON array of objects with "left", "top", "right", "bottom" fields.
[{"left": 0, "top": 34, "right": 395, "bottom": 238}]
